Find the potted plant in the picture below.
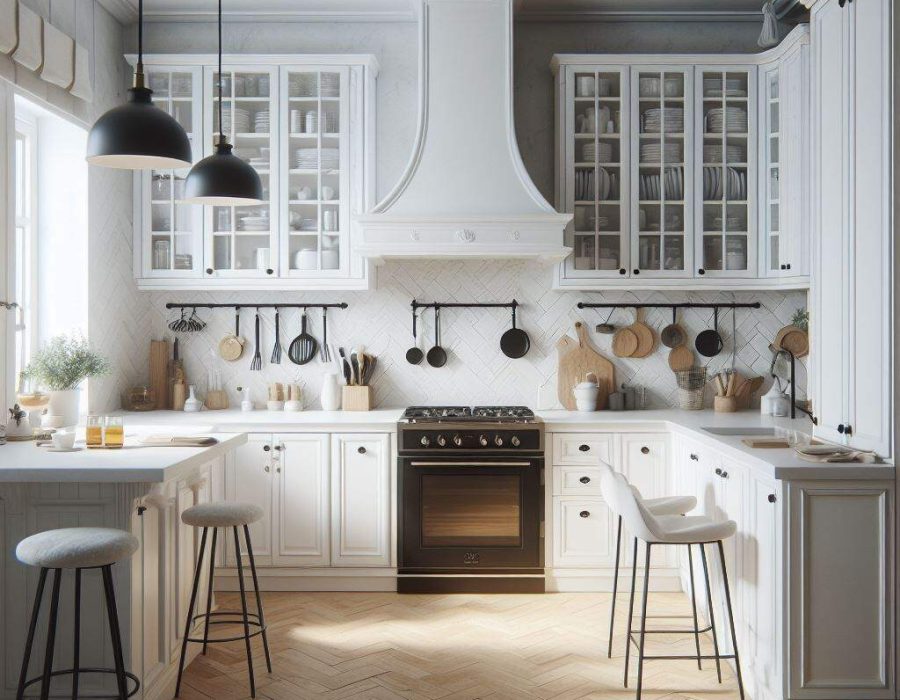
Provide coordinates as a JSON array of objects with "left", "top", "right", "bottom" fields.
[{"left": 24, "top": 334, "right": 110, "bottom": 426}]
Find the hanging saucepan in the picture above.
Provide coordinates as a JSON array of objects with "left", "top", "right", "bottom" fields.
[
  {"left": 660, "top": 307, "right": 686, "bottom": 349},
  {"left": 406, "top": 306, "right": 424, "bottom": 365},
  {"left": 695, "top": 308, "right": 724, "bottom": 358},
  {"left": 499, "top": 304, "right": 530, "bottom": 359},
  {"left": 426, "top": 306, "right": 448, "bottom": 368}
]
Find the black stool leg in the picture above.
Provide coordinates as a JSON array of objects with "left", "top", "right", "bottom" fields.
[
  {"left": 101, "top": 565, "right": 129, "bottom": 700},
  {"left": 72, "top": 568, "right": 82, "bottom": 700},
  {"left": 176, "top": 527, "right": 209, "bottom": 697},
  {"left": 16, "top": 567, "right": 48, "bottom": 700},
  {"left": 687, "top": 544, "right": 702, "bottom": 670},
  {"left": 700, "top": 543, "right": 723, "bottom": 683},
  {"left": 39, "top": 569, "right": 62, "bottom": 700},
  {"left": 623, "top": 537, "right": 638, "bottom": 687},
  {"left": 607, "top": 515, "right": 623, "bottom": 658},
  {"left": 635, "top": 543, "right": 651, "bottom": 700},
  {"left": 202, "top": 528, "right": 218, "bottom": 655},
  {"left": 244, "top": 524, "right": 272, "bottom": 673},
  {"left": 233, "top": 526, "right": 256, "bottom": 698},
  {"left": 717, "top": 540, "right": 745, "bottom": 700}
]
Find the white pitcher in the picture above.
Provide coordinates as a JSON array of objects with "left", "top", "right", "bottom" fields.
[{"left": 320, "top": 372, "right": 341, "bottom": 411}]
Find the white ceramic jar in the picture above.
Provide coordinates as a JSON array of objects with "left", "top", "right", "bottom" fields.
[{"left": 573, "top": 380, "right": 599, "bottom": 412}]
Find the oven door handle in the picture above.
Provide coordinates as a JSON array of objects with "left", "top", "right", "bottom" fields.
[{"left": 409, "top": 461, "right": 532, "bottom": 467}]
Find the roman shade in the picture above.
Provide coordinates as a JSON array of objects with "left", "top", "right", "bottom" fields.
[
  {"left": 40, "top": 20, "right": 73, "bottom": 89},
  {"left": 11, "top": 2, "right": 41, "bottom": 71},
  {"left": 0, "top": 0, "right": 16, "bottom": 54}
]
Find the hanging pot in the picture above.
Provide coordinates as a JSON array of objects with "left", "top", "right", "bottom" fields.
[
  {"left": 695, "top": 308, "right": 724, "bottom": 358},
  {"left": 426, "top": 306, "right": 448, "bottom": 368},
  {"left": 499, "top": 305, "right": 530, "bottom": 359},
  {"left": 406, "top": 306, "right": 424, "bottom": 365},
  {"left": 218, "top": 308, "right": 245, "bottom": 361},
  {"left": 660, "top": 308, "right": 686, "bottom": 349}
]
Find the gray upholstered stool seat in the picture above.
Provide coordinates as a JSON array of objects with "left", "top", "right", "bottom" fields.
[
  {"left": 16, "top": 527, "right": 139, "bottom": 569},
  {"left": 181, "top": 501, "right": 264, "bottom": 528}
]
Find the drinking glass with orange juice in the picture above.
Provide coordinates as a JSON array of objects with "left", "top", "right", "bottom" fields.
[
  {"left": 86, "top": 416, "right": 103, "bottom": 447},
  {"left": 104, "top": 416, "right": 124, "bottom": 448}
]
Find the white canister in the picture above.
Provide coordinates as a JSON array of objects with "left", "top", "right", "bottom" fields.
[
  {"left": 323, "top": 209, "right": 336, "bottom": 232},
  {"left": 573, "top": 380, "right": 599, "bottom": 412},
  {"left": 760, "top": 381, "right": 781, "bottom": 415},
  {"left": 294, "top": 248, "right": 318, "bottom": 270},
  {"left": 320, "top": 372, "right": 341, "bottom": 411},
  {"left": 305, "top": 110, "right": 318, "bottom": 134}
]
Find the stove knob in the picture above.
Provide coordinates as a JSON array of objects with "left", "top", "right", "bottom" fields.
[
  {"left": 436, "top": 434, "right": 447, "bottom": 447},
  {"left": 479, "top": 434, "right": 489, "bottom": 447},
  {"left": 510, "top": 435, "right": 521, "bottom": 447},
  {"left": 494, "top": 435, "right": 504, "bottom": 447},
  {"left": 453, "top": 434, "right": 463, "bottom": 447},
  {"left": 420, "top": 435, "right": 431, "bottom": 447}
]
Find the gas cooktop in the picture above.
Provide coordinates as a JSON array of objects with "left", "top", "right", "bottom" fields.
[{"left": 400, "top": 406, "right": 537, "bottom": 423}]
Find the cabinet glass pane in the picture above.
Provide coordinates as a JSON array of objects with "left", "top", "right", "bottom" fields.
[
  {"left": 287, "top": 70, "right": 343, "bottom": 272},
  {"left": 146, "top": 69, "right": 198, "bottom": 274},
  {"left": 635, "top": 70, "right": 686, "bottom": 273},
  {"left": 567, "top": 70, "right": 623, "bottom": 273},
  {"left": 700, "top": 70, "right": 750, "bottom": 272},
  {"left": 211, "top": 69, "right": 274, "bottom": 274},
  {"left": 766, "top": 71, "right": 781, "bottom": 272}
]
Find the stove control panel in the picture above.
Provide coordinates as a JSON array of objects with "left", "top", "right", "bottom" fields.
[{"left": 402, "top": 429, "right": 541, "bottom": 451}]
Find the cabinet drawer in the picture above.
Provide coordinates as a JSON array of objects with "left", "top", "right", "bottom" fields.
[
  {"left": 553, "top": 497, "right": 614, "bottom": 567},
  {"left": 553, "top": 466, "right": 606, "bottom": 496},
  {"left": 552, "top": 434, "right": 614, "bottom": 466}
]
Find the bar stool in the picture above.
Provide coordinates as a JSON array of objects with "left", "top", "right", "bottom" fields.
[
  {"left": 15, "top": 527, "right": 140, "bottom": 700},
  {"left": 602, "top": 470, "right": 744, "bottom": 700},
  {"left": 175, "top": 502, "right": 272, "bottom": 699},
  {"left": 597, "top": 460, "right": 698, "bottom": 659}
]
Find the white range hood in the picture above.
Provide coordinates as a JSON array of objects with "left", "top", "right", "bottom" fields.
[{"left": 357, "top": 0, "right": 572, "bottom": 263}]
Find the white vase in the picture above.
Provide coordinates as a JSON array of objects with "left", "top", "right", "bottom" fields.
[
  {"left": 320, "top": 372, "right": 341, "bottom": 411},
  {"left": 47, "top": 389, "right": 81, "bottom": 427}
]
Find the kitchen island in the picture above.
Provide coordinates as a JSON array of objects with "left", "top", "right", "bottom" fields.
[{"left": 0, "top": 431, "right": 247, "bottom": 700}]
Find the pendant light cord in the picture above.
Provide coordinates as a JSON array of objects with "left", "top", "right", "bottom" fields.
[
  {"left": 217, "top": 0, "right": 224, "bottom": 144},
  {"left": 135, "top": 0, "right": 144, "bottom": 86}
]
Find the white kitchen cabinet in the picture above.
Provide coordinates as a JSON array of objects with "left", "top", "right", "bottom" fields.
[
  {"left": 132, "top": 54, "right": 377, "bottom": 291},
  {"left": 551, "top": 433, "right": 614, "bottom": 465},
  {"left": 271, "top": 433, "right": 330, "bottom": 567},
  {"left": 553, "top": 497, "right": 615, "bottom": 567},
  {"left": 811, "top": 0, "right": 892, "bottom": 457},
  {"left": 224, "top": 434, "right": 274, "bottom": 565},
  {"left": 330, "top": 433, "right": 391, "bottom": 567}
]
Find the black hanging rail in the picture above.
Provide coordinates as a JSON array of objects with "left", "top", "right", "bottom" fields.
[
  {"left": 166, "top": 302, "right": 348, "bottom": 310},
  {"left": 411, "top": 299, "right": 519, "bottom": 310},
  {"left": 577, "top": 302, "right": 760, "bottom": 310}
]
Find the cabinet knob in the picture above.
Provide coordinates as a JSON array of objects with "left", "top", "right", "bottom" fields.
[
  {"left": 780, "top": 264, "right": 786, "bottom": 270},
  {"left": 714, "top": 467, "right": 723, "bottom": 476},
  {"left": 206, "top": 268, "right": 214, "bottom": 275},
  {"left": 579, "top": 476, "right": 591, "bottom": 484},
  {"left": 276, "top": 467, "right": 281, "bottom": 473},
  {"left": 845, "top": 424, "right": 853, "bottom": 436},
  {"left": 633, "top": 269, "right": 640, "bottom": 275},
  {"left": 837, "top": 424, "right": 845, "bottom": 434},
  {"left": 266, "top": 268, "right": 274, "bottom": 275},
  {"left": 785, "top": 263, "right": 791, "bottom": 270},
  {"left": 767, "top": 493, "right": 777, "bottom": 503},
  {"left": 264, "top": 465, "right": 270, "bottom": 472},
  {"left": 721, "top": 470, "right": 729, "bottom": 478},
  {"left": 640, "top": 446, "right": 650, "bottom": 455},
  {"left": 578, "top": 444, "right": 590, "bottom": 452},
  {"left": 619, "top": 268, "right": 626, "bottom": 275},
  {"left": 689, "top": 453, "right": 699, "bottom": 461},
  {"left": 698, "top": 268, "right": 706, "bottom": 275},
  {"left": 357, "top": 446, "right": 367, "bottom": 454},
  {"left": 274, "top": 445, "right": 283, "bottom": 451},
  {"left": 579, "top": 510, "right": 590, "bottom": 518},
  {"left": 263, "top": 445, "right": 271, "bottom": 452}
]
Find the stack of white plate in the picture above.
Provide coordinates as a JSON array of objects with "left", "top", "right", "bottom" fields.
[
  {"left": 221, "top": 106, "right": 249, "bottom": 133},
  {"left": 582, "top": 142, "right": 613, "bottom": 162},
  {"left": 640, "top": 143, "right": 681, "bottom": 163},
  {"left": 641, "top": 107, "right": 684, "bottom": 133},
  {"left": 575, "top": 169, "right": 594, "bottom": 201},
  {"left": 290, "top": 74, "right": 317, "bottom": 97},
  {"left": 706, "top": 107, "right": 748, "bottom": 133},
  {"left": 294, "top": 147, "right": 340, "bottom": 170},
  {"left": 703, "top": 144, "right": 745, "bottom": 163},
  {"left": 320, "top": 73, "right": 340, "bottom": 97},
  {"left": 253, "top": 110, "right": 270, "bottom": 134},
  {"left": 663, "top": 166, "right": 684, "bottom": 199},
  {"left": 239, "top": 215, "right": 270, "bottom": 231},
  {"left": 703, "top": 166, "right": 747, "bottom": 200},
  {"left": 703, "top": 77, "right": 747, "bottom": 97},
  {"left": 323, "top": 110, "right": 339, "bottom": 133}
]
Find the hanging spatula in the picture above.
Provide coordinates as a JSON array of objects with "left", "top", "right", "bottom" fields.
[{"left": 288, "top": 310, "right": 318, "bottom": 365}]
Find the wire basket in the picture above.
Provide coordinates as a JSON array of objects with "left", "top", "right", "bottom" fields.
[{"left": 675, "top": 367, "right": 706, "bottom": 410}]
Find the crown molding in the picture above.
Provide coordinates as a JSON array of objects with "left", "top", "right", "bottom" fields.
[
  {"left": 515, "top": 9, "right": 764, "bottom": 22},
  {"left": 97, "top": 0, "right": 138, "bottom": 24}
]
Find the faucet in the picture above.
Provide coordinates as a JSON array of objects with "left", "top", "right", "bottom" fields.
[{"left": 768, "top": 345, "right": 816, "bottom": 423}]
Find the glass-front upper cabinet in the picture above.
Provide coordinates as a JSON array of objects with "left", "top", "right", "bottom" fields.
[
  {"left": 280, "top": 67, "right": 350, "bottom": 277},
  {"left": 763, "top": 67, "right": 781, "bottom": 274},
  {"left": 203, "top": 65, "right": 279, "bottom": 278},
  {"left": 696, "top": 66, "right": 756, "bottom": 277},
  {"left": 141, "top": 67, "right": 203, "bottom": 278},
  {"left": 561, "top": 68, "right": 628, "bottom": 279},
  {"left": 631, "top": 67, "right": 693, "bottom": 277}
]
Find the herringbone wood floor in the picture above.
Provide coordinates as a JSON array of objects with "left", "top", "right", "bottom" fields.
[{"left": 178, "top": 591, "right": 740, "bottom": 700}]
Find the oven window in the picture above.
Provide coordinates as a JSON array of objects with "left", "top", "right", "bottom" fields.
[{"left": 421, "top": 474, "right": 522, "bottom": 547}]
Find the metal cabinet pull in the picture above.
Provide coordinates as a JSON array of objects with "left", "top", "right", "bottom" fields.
[
  {"left": 767, "top": 494, "right": 777, "bottom": 503},
  {"left": 264, "top": 466, "right": 270, "bottom": 472},
  {"left": 274, "top": 445, "right": 283, "bottom": 451},
  {"left": 357, "top": 446, "right": 367, "bottom": 454},
  {"left": 579, "top": 476, "right": 591, "bottom": 484},
  {"left": 263, "top": 445, "right": 271, "bottom": 452},
  {"left": 689, "top": 453, "right": 699, "bottom": 461},
  {"left": 276, "top": 467, "right": 281, "bottom": 474},
  {"left": 721, "top": 471, "right": 728, "bottom": 478},
  {"left": 578, "top": 444, "right": 590, "bottom": 452},
  {"left": 640, "top": 446, "right": 650, "bottom": 455},
  {"left": 579, "top": 511, "right": 590, "bottom": 518},
  {"left": 714, "top": 468, "right": 723, "bottom": 476}
]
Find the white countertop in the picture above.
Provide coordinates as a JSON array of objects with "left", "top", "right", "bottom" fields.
[
  {"left": 0, "top": 431, "right": 248, "bottom": 483},
  {"left": 112, "top": 408, "right": 404, "bottom": 432}
]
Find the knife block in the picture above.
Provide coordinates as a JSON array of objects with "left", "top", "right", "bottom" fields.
[{"left": 342, "top": 386, "right": 372, "bottom": 411}]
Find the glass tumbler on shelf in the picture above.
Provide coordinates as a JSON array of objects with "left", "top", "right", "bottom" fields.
[
  {"left": 104, "top": 416, "right": 125, "bottom": 449},
  {"left": 86, "top": 416, "right": 103, "bottom": 447}
]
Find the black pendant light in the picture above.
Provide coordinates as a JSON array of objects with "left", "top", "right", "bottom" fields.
[
  {"left": 183, "top": 0, "right": 263, "bottom": 205},
  {"left": 86, "top": 0, "right": 192, "bottom": 169}
]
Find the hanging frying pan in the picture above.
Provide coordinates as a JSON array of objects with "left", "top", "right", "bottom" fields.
[
  {"left": 406, "top": 306, "right": 424, "bottom": 365},
  {"left": 660, "top": 308, "right": 687, "bottom": 349},
  {"left": 695, "top": 308, "right": 724, "bottom": 358},
  {"left": 499, "top": 305, "right": 530, "bottom": 359},
  {"left": 426, "top": 306, "right": 447, "bottom": 368}
]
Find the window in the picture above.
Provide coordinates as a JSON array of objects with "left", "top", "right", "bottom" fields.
[{"left": 13, "top": 118, "right": 37, "bottom": 393}]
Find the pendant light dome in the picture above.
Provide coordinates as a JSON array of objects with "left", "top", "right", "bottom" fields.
[
  {"left": 183, "top": 0, "right": 262, "bottom": 205},
  {"left": 86, "top": 0, "right": 192, "bottom": 169}
]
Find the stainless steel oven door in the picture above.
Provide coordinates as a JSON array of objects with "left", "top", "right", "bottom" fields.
[{"left": 399, "top": 456, "right": 543, "bottom": 571}]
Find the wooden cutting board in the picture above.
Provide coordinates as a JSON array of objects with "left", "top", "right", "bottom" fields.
[
  {"left": 149, "top": 340, "right": 170, "bottom": 410},
  {"left": 557, "top": 322, "right": 615, "bottom": 410}
]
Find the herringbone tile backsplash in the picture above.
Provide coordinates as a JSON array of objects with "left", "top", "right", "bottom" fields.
[{"left": 142, "top": 261, "right": 808, "bottom": 410}]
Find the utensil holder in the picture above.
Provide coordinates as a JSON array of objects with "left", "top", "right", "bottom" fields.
[
  {"left": 674, "top": 367, "right": 706, "bottom": 410},
  {"left": 714, "top": 395, "right": 738, "bottom": 413},
  {"left": 204, "top": 390, "right": 229, "bottom": 410},
  {"left": 342, "top": 386, "right": 372, "bottom": 411}
]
